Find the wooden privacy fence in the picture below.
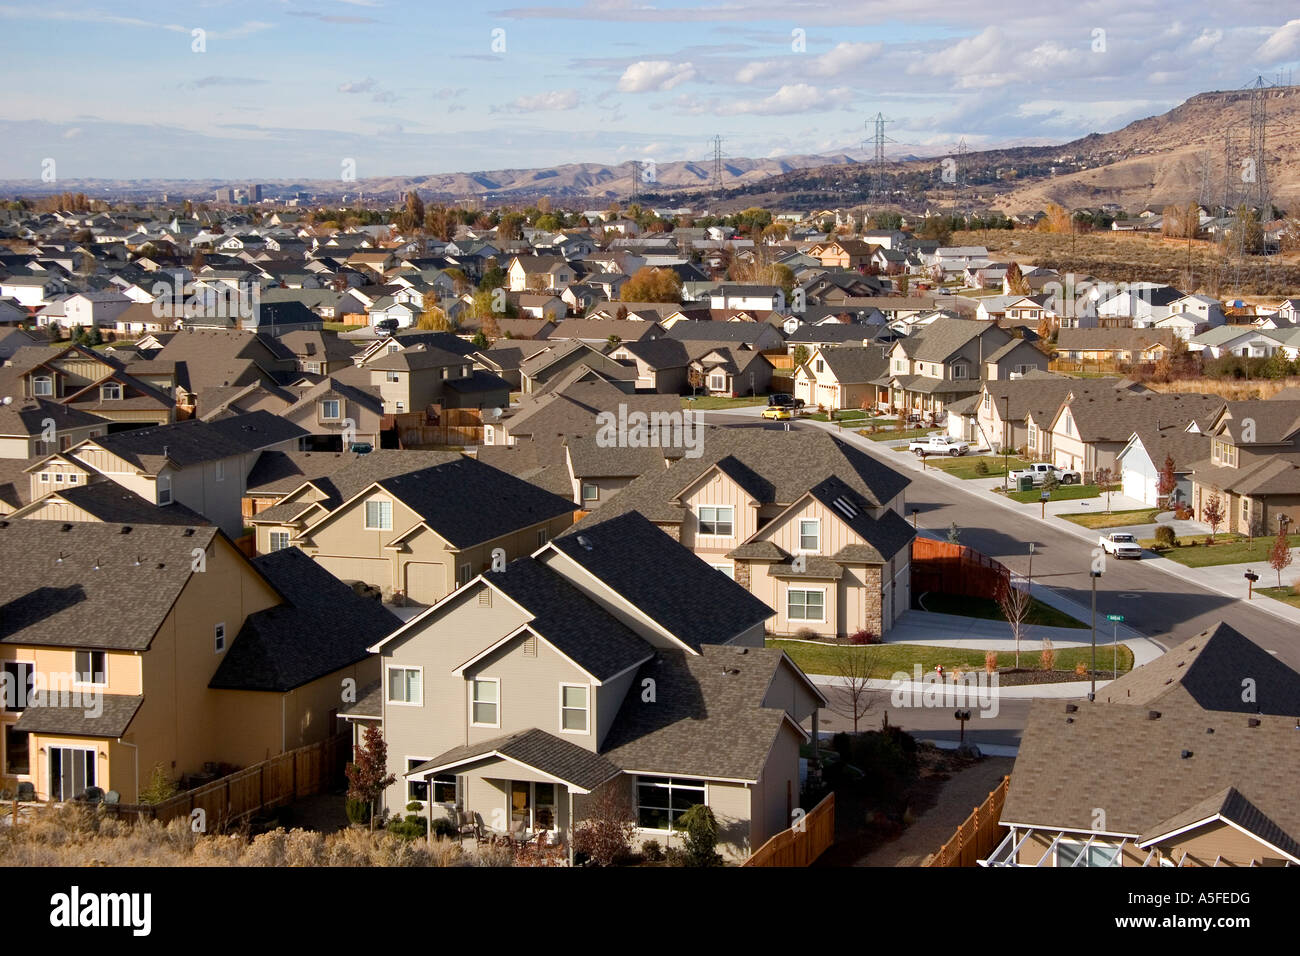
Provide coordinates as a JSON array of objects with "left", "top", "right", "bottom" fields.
[
  {"left": 911, "top": 537, "right": 1010, "bottom": 600},
  {"left": 385, "top": 407, "right": 483, "bottom": 447},
  {"left": 104, "top": 733, "right": 350, "bottom": 829},
  {"left": 743, "top": 792, "right": 835, "bottom": 867},
  {"left": 926, "top": 775, "right": 1010, "bottom": 867}
]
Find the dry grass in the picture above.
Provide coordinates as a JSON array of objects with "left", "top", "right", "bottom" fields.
[
  {"left": 0, "top": 804, "right": 512, "bottom": 867},
  {"left": 1143, "top": 377, "right": 1300, "bottom": 401}
]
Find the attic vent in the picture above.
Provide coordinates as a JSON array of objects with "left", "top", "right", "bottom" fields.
[
  {"left": 832, "top": 496, "right": 859, "bottom": 519},
  {"left": 1248, "top": 717, "right": 1262, "bottom": 727},
  {"left": 478, "top": 589, "right": 492, "bottom": 608},
  {"left": 522, "top": 634, "right": 537, "bottom": 657},
  {"left": 1147, "top": 710, "right": 1162, "bottom": 720},
  {"left": 735, "top": 647, "right": 748, "bottom": 655},
  {"left": 721, "top": 666, "right": 740, "bottom": 676}
]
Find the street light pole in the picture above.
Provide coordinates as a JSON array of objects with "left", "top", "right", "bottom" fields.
[
  {"left": 1089, "top": 569, "right": 1101, "bottom": 699},
  {"left": 1002, "top": 395, "right": 1010, "bottom": 492}
]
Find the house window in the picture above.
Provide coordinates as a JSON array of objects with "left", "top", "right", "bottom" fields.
[
  {"left": 386, "top": 371, "right": 399, "bottom": 383},
  {"left": 2, "top": 661, "right": 35, "bottom": 712},
  {"left": 697, "top": 505, "right": 734, "bottom": 537},
  {"left": 387, "top": 666, "right": 422, "bottom": 705},
  {"left": 157, "top": 475, "right": 172, "bottom": 505},
  {"left": 982, "top": 393, "right": 990, "bottom": 410},
  {"left": 214, "top": 459, "right": 225, "bottom": 482},
  {"left": 951, "top": 365, "right": 968, "bottom": 380},
  {"left": 39, "top": 473, "right": 49, "bottom": 483},
  {"left": 635, "top": 776, "right": 706, "bottom": 831},
  {"left": 560, "top": 684, "right": 589, "bottom": 733},
  {"left": 1241, "top": 498, "right": 1250, "bottom": 522},
  {"left": 582, "top": 482, "right": 599, "bottom": 502},
  {"left": 407, "top": 758, "right": 432, "bottom": 803},
  {"left": 787, "top": 588, "right": 825, "bottom": 622},
  {"left": 364, "top": 500, "right": 393, "bottom": 530},
  {"left": 709, "top": 375, "right": 726, "bottom": 391},
  {"left": 214, "top": 623, "right": 226, "bottom": 654},
  {"left": 100, "top": 383, "right": 122, "bottom": 401},
  {"left": 33, "top": 376, "right": 53, "bottom": 397},
  {"left": 49, "top": 746, "right": 96, "bottom": 802},
  {"left": 1056, "top": 840, "right": 1120, "bottom": 867},
  {"left": 320, "top": 399, "right": 341, "bottom": 420},
  {"left": 74, "top": 650, "right": 106, "bottom": 685},
  {"left": 432, "top": 774, "right": 457, "bottom": 804},
  {"left": 269, "top": 531, "right": 291, "bottom": 551},
  {"left": 457, "top": 562, "right": 474, "bottom": 585},
  {"left": 387, "top": 343, "right": 401, "bottom": 353},
  {"left": 799, "top": 519, "right": 820, "bottom": 553},
  {"left": 304, "top": 362, "right": 320, "bottom": 374},
  {"left": 4, "top": 725, "right": 29, "bottom": 775},
  {"left": 67, "top": 473, "right": 78, "bottom": 484},
  {"left": 395, "top": 401, "right": 405, "bottom": 413},
  {"left": 710, "top": 563, "right": 735, "bottom": 579},
  {"left": 536, "top": 529, "right": 548, "bottom": 547},
  {"left": 815, "top": 359, "right": 825, "bottom": 373},
  {"left": 1028, "top": 424, "right": 1037, "bottom": 450},
  {"left": 471, "top": 678, "right": 499, "bottom": 727}
]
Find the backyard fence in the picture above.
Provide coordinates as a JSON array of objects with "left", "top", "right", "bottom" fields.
[
  {"left": 384, "top": 407, "right": 484, "bottom": 447},
  {"left": 911, "top": 538, "right": 1011, "bottom": 600},
  {"left": 103, "top": 733, "right": 350, "bottom": 829},
  {"left": 925, "top": 775, "right": 1010, "bottom": 867},
  {"left": 743, "top": 792, "right": 835, "bottom": 867}
]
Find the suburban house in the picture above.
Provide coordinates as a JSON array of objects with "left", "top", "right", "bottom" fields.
[
  {"left": 809, "top": 238, "right": 876, "bottom": 272},
  {"left": 0, "top": 520, "right": 393, "bottom": 803},
  {"left": 1188, "top": 399, "right": 1300, "bottom": 534},
  {"left": 578, "top": 428, "right": 914, "bottom": 639},
  {"left": 874, "top": 318, "right": 1018, "bottom": 418},
  {"left": 58, "top": 411, "right": 307, "bottom": 537},
  {"left": 987, "top": 622, "right": 1300, "bottom": 866},
  {"left": 1055, "top": 328, "right": 1176, "bottom": 366},
  {"left": 689, "top": 346, "right": 773, "bottom": 398},
  {"left": 0, "top": 399, "right": 110, "bottom": 459},
  {"left": 1, "top": 343, "right": 176, "bottom": 429},
  {"left": 1114, "top": 424, "right": 1209, "bottom": 508},
  {"left": 1187, "top": 325, "right": 1284, "bottom": 359},
  {"left": 519, "top": 339, "right": 633, "bottom": 395},
  {"left": 251, "top": 453, "right": 577, "bottom": 605},
  {"left": 793, "top": 344, "right": 892, "bottom": 411},
  {"left": 366, "top": 510, "right": 824, "bottom": 861},
  {"left": 1048, "top": 392, "right": 1223, "bottom": 483},
  {"left": 337, "top": 343, "right": 510, "bottom": 414},
  {"left": 280, "top": 378, "right": 386, "bottom": 452}
]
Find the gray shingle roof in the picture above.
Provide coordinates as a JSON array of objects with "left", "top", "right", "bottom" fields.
[
  {"left": 25, "top": 482, "right": 209, "bottom": 526},
  {"left": 209, "top": 548, "right": 400, "bottom": 692},
  {"left": 87, "top": 411, "right": 307, "bottom": 473},
  {"left": 14, "top": 693, "right": 144, "bottom": 738},
  {"left": 0, "top": 521, "right": 221, "bottom": 650},
  {"left": 483, "top": 559, "right": 653, "bottom": 681},
  {"left": 551, "top": 511, "right": 773, "bottom": 651},
  {"left": 411, "top": 728, "right": 621, "bottom": 792}
]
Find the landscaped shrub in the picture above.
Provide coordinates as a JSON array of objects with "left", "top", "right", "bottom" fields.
[
  {"left": 641, "top": 839, "right": 664, "bottom": 862},
  {"left": 1154, "top": 525, "right": 1177, "bottom": 549},
  {"left": 985, "top": 650, "right": 998, "bottom": 674},
  {"left": 1040, "top": 639, "right": 1056, "bottom": 671},
  {"left": 678, "top": 804, "right": 723, "bottom": 867},
  {"left": 848, "top": 628, "right": 880, "bottom": 645},
  {"left": 1075, "top": 661, "right": 1087, "bottom": 677},
  {"left": 794, "top": 627, "right": 819, "bottom": 641},
  {"left": 664, "top": 846, "right": 689, "bottom": 867},
  {"left": 974, "top": 460, "right": 990, "bottom": 476},
  {"left": 345, "top": 799, "right": 370, "bottom": 826},
  {"left": 431, "top": 817, "right": 457, "bottom": 838}
]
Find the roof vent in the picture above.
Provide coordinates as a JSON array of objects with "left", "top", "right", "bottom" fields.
[
  {"left": 60, "top": 523, "right": 72, "bottom": 532},
  {"left": 736, "top": 647, "right": 748, "bottom": 655},
  {"left": 1206, "top": 727, "right": 1215, "bottom": 734},
  {"left": 183, "top": 528, "right": 195, "bottom": 536},
  {"left": 1147, "top": 710, "right": 1161, "bottom": 720},
  {"left": 1248, "top": 717, "right": 1261, "bottom": 727},
  {"left": 120, "top": 526, "right": 132, "bottom": 534},
  {"left": 722, "top": 666, "right": 740, "bottom": 676},
  {"left": 577, "top": 535, "right": 592, "bottom": 551},
  {"left": 1180, "top": 750, "right": 1193, "bottom": 759},
  {"left": 1065, "top": 703, "right": 1078, "bottom": 713}
]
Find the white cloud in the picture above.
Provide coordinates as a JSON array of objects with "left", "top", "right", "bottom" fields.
[
  {"left": 1189, "top": 28, "right": 1223, "bottom": 53},
  {"left": 1258, "top": 19, "right": 1300, "bottom": 60},
  {"left": 811, "top": 41, "right": 880, "bottom": 77},
  {"left": 728, "top": 83, "right": 824, "bottom": 115},
  {"left": 338, "top": 77, "right": 377, "bottom": 94},
  {"left": 506, "top": 89, "right": 581, "bottom": 111},
  {"left": 616, "top": 60, "right": 696, "bottom": 92}
]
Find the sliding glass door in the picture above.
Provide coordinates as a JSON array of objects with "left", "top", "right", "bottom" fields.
[{"left": 49, "top": 747, "right": 95, "bottom": 802}]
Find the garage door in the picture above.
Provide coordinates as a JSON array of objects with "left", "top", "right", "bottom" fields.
[
  {"left": 404, "top": 562, "right": 446, "bottom": 606},
  {"left": 316, "top": 556, "right": 389, "bottom": 591},
  {"left": 1122, "top": 467, "right": 1154, "bottom": 506}
]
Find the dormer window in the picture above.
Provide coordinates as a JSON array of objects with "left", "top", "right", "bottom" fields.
[
  {"left": 158, "top": 475, "right": 172, "bottom": 505},
  {"left": 33, "top": 375, "right": 53, "bottom": 397},
  {"left": 320, "top": 399, "right": 340, "bottom": 420},
  {"left": 799, "top": 519, "right": 821, "bottom": 553},
  {"left": 951, "top": 365, "right": 968, "bottom": 380},
  {"left": 101, "top": 383, "right": 122, "bottom": 401}
]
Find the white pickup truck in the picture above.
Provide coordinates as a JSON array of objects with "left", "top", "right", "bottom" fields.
[
  {"left": 1099, "top": 532, "right": 1143, "bottom": 559},
  {"left": 1007, "top": 462, "right": 1083, "bottom": 485},
  {"left": 908, "top": 435, "right": 969, "bottom": 457}
]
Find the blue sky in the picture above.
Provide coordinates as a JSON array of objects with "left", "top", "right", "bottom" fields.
[{"left": 2, "top": 1, "right": 1299, "bottom": 181}]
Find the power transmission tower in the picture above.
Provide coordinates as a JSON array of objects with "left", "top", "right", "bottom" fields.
[
  {"left": 711, "top": 136, "right": 724, "bottom": 190},
  {"left": 629, "top": 160, "right": 641, "bottom": 202},
  {"left": 863, "top": 113, "right": 896, "bottom": 203},
  {"left": 1244, "top": 75, "right": 1270, "bottom": 216}
]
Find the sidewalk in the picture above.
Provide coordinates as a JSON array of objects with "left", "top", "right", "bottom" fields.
[{"left": 799, "top": 416, "right": 1300, "bottom": 630}]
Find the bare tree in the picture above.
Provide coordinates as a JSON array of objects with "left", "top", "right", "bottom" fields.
[
  {"left": 998, "top": 580, "right": 1032, "bottom": 669},
  {"left": 830, "top": 647, "right": 880, "bottom": 732},
  {"left": 1095, "top": 466, "right": 1115, "bottom": 513}
]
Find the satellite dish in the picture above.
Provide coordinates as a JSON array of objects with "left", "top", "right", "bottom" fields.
[
  {"left": 1, "top": 396, "right": 11, "bottom": 406},
  {"left": 488, "top": 407, "right": 503, "bottom": 421}
]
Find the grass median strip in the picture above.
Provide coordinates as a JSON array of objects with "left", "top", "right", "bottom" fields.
[
  {"left": 768, "top": 639, "right": 1134, "bottom": 678},
  {"left": 680, "top": 395, "right": 769, "bottom": 410},
  {"left": 916, "top": 592, "right": 1088, "bottom": 628},
  {"left": 922, "top": 455, "right": 1030, "bottom": 479},
  {"left": 1006, "top": 483, "right": 1100, "bottom": 504},
  {"left": 1139, "top": 532, "right": 1300, "bottom": 568},
  {"left": 1059, "top": 508, "right": 1160, "bottom": 529}
]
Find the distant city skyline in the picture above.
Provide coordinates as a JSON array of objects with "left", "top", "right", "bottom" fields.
[{"left": 2, "top": 1, "right": 1299, "bottom": 180}]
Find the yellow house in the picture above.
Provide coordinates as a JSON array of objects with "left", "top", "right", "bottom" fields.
[{"left": 0, "top": 520, "right": 391, "bottom": 803}]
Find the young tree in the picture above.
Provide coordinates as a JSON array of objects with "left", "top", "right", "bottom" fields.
[
  {"left": 417, "top": 306, "right": 450, "bottom": 331},
  {"left": 829, "top": 647, "right": 879, "bottom": 732},
  {"left": 946, "top": 522, "right": 961, "bottom": 544},
  {"left": 345, "top": 725, "right": 396, "bottom": 830},
  {"left": 1203, "top": 492, "right": 1225, "bottom": 541},
  {"left": 620, "top": 266, "right": 682, "bottom": 303},
  {"left": 997, "top": 580, "right": 1032, "bottom": 669},
  {"left": 1269, "top": 522, "right": 1294, "bottom": 587},
  {"left": 571, "top": 779, "right": 636, "bottom": 866},
  {"left": 1156, "top": 455, "right": 1177, "bottom": 510},
  {"left": 678, "top": 804, "right": 722, "bottom": 867},
  {"left": 1095, "top": 466, "right": 1115, "bottom": 512},
  {"left": 791, "top": 344, "right": 810, "bottom": 369},
  {"left": 688, "top": 366, "right": 704, "bottom": 397},
  {"left": 1004, "top": 261, "right": 1030, "bottom": 295}
]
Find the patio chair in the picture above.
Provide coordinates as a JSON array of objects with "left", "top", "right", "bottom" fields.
[
  {"left": 104, "top": 790, "right": 120, "bottom": 805},
  {"left": 16, "top": 782, "right": 35, "bottom": 802},
  {"left": 456, "top": 809, "right": 477, "bottom": 840}
]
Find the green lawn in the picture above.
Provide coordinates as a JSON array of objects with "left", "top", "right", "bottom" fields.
[
  {"left": 680, "top": 395, "right": 769, "bottom": 409},
  {"left": 924, "top": 455, "right": 1031, "bottom": 480},
  {"left": 1138, "top": 532, "right": 1300, "bottom": 568},
  {"left": 1256, "top": 586, "right": 1300, "bottom": 607},
  {"left": 1060, "top": 508, "right": 1160, "bottom": 530},
  {"left": 1007, "top": 483, "right": 1100, "bottom": 504},
  {"left": 863, "top": 427, "right": 936, "bottom": 442},
  {"left": 768, "top": 640, "right": 1132, "bottom": 678},
  {"left": 917, "top": 592, "right": 1088, "bottom": 628},
  {"left": 803, "top": 409, "right": 885, "bottom": 423}
]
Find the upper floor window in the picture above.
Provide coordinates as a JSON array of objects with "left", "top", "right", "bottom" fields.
[
  {"left": 582, "top": 482, "right": 599, "bottom": 503},
  {"left": 951, "top": 365, "right": 968, "bottom": 380},
  {"left": 74, "top": 650, "right": 106, "bottom": 685},
  {"left": 387, "top": 665, "right": 422, "bottom": 705},
  {"left": 386, "top": 371, "right": 400, "bottom": 383},
  {"left": 304, "top": 362, "right": 321, "bottom": 374},
  {"left": 100, "top": 383, "right": 123, "bottom": 401},
  {"left": 157, "top": 475, "right": 172, "bottom": 505},
  {"left": 471, "top": 678, "right": 499, "bottom": 727},
  {"left": 364, "top": 499, "right": 393, "bottom": 530},
  {"left": 560, "top": 684, "right": 589, "bottom": 733},
  {"left": 320, "top": 399, "right": 341, "bottom": 420},
  {"left": 697, "top": 505, "right": 734, "bottom": 537},
  {"left": 815, "top": 359, "right": 825, "bottom": 373},
  {"left": 33, "top": 376, "right": 53, "bottom": 397},
  {"left": 214, "top": 623, "right": 226, "bottom": 654},
  {"left": 269, "top": 531, "right": 290, "bottom": 551}
]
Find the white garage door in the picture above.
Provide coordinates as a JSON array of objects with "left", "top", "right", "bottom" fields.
[
  {"left": 404, "top": 562, "right": 446, "bottom": 605},
  {"left": 1122, "top": 467, "right": 1155, "bottom": 506},
  {"left": 316, "top": 556, "right": 389, "bottom": 590}
]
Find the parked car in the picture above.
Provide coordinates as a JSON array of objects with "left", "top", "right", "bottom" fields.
[
  {"left": 341, "top": 579, "right": 383, "bottom": 601},
  {"left": 1099, "top": 532, "right": 1143, "bottom": 559},
  {"left": 908, "top": 435, "right": 969, "bottom": 457},
  {"left": 1008, "top": 462, "right": 1082, "bottom": 485},
  {"left": 761, "top": 405, "right": 793, "bottom": 420},
  {"left": 768, "top": 393, "right": 805, "bottom": 409}
]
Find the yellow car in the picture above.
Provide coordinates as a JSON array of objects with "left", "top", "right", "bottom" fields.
[{"left": 761, "top": 405, "right": 793, "bottom": 420}]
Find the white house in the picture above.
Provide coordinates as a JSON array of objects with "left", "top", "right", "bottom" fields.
[{"left": 1187, "top": 325, "right": 1284, "bottom": 359}]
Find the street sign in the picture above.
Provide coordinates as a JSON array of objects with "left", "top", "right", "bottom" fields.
[{"left": 1105, "top": 614, "right": 1124, "bottom": 622}]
